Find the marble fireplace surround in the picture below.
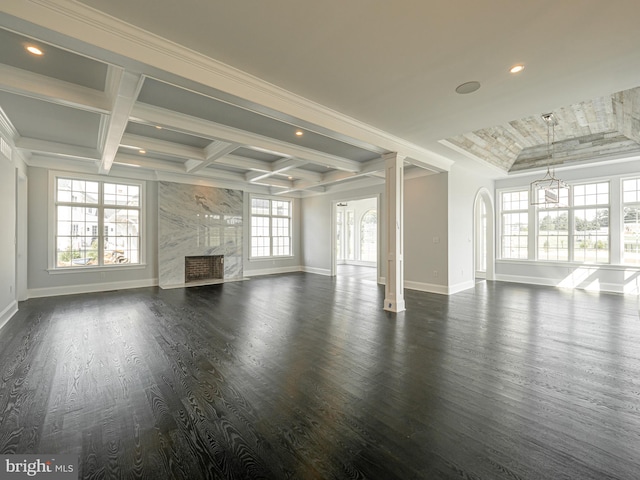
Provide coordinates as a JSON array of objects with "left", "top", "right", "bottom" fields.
[{"left": 158, "top": 181, "right": 243, "bottom": 288}]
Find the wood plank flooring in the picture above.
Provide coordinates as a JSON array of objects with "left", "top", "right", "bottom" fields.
[{"left": 1, "top": 274, "right": 640, "bottom": 479}]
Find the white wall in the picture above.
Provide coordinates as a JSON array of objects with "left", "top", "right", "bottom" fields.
[
  {"left": 0, "top": 137, "right": 20, "bottom": 331},
  {"left": 447, "top": 164, "right": 495, "bottom": 294},
  {"left": 495, "top": 159, "right": 640, "bottom": 294},
  {"left": 242, "top": 191, "right": 303, "bottom": 277},
  {"left": 27, "top": 167, "right": 159, "bottom": 297}
]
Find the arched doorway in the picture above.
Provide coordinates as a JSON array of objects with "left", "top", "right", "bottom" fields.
[{"left": 473, "top": 188, "right": 495, "bottom": 281}]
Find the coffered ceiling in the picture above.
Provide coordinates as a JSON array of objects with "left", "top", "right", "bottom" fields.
[{"left": 1, "top": 0, "right": 640, "bottom": 195}]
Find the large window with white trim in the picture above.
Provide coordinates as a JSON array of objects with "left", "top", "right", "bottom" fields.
[
  {"left": 54, "top": 176, "right": 142, "bottom": 268},
  {"left": 572, "top": 182, "right": 609, "bottom": 263},
  {"left": 537, "top": 187, "right": 569, "bottom": 261},
  {"left": 250, "top": 197, "right": 292, "bottom": 258},
  {"left": 499, "top": 181, "right": 610, "bottom": 264},
  {"left": 623, "top": 178, "right": 640, "bottom": 265},
  {"left": 500, "top": 190, "right": 529, "bottom": 259}
]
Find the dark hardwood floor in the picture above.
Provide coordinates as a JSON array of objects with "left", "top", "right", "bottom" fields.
[{"left": 1, "top": 273, "right": 640, "bottom": 479}]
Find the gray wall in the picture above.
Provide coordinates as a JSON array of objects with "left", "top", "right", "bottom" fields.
[{"left": 404, "top": 173, "right": 449, "bottom": 291}]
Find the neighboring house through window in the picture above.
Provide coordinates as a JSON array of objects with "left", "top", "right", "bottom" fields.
[{"left": 53, "top": 174, "right": 143, "bottom": 268}]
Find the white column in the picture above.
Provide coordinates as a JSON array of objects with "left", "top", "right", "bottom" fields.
[{"left": 383, "top": 152, "right": 406, "bottom": 312}]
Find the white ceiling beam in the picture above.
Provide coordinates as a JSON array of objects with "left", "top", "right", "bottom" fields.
[
  {"left": 99, "top": 72, "right": 145, "bottom": 174},
  {"left": 131, "top": 103, "right": 363, "bottom": 172},
  {"left": 249, "top": 176, "right": 294, "bottom": 188},
  {"left": 196, "top": 166, "right": 250, "bottom": 183},
  {"left": 215, "top": 154, "right": 272, "bottom": 172},
  {"left": 186, "top": 140, "right": 239, "bottom": 173},
  {"left": 113, "top": 152, "right": 246, "bottom": 185},
  {"left": 280, "top": 167, "right": 323, "bottom": 182},
  {"left": 121, "top": 133, "right": 205, "bottom": 160},
  {"left": 245, "top": 157, "right": 306, "bottom": 183},
  {"left": 113, "top": 152, "right": 183, "bottom": 172},
  {"left": 0, "top": 64, "right": 110, "bottom": 114},
  {"left": 15, "top": 136, "right": 100, "bottom": 160},
  {"left": 275, "top": 156, "right": 387, "bottom": 194}
]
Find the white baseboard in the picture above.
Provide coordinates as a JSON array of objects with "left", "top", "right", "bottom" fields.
[
  {"left": 244, "top": 265, "right": 303, "bottom": 277},
  {"left": 302, "top": 266, "right": 332, "bottom": 276},
  {"left": 448, "top": 280, "right": 477, "bottom": 295},
  {"left": 495, "top": 274, "right": 629, "bottom": 294},
  {"left": 404, "top": 279, "right": 475, "bottom": 296},
  {"left": 28, "top": 278, "right": 159, "bottom": 299},
  {"left": 0, "top": 300, "right": 18, "bottom": 333},
  {"left": 405, "top": 280, "right": 449, "bottom": 295}
]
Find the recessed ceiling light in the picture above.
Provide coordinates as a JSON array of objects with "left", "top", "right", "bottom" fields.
[
  {"left": 26, "top": 45, "right": 43, "bottom": 56},
  {"left": 455, "top": 81, "right": 481, "bottom": 95},
  {"left": 155, "top": 125, "right": 163, "bottom": 129},
  {"left": 295, "top": 130, "right": 304, "bottom": 137},
  {"left": 510, "top": 64, "right": 525, "bottom": 74},
  {"left": 288, "top": 176, "right": 293, "bottom": 180},
  {"left": 139, "top": 149, "right": 146, "bottom": 154}
]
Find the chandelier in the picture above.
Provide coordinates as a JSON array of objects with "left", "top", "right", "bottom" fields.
[{"left": 530, "top": 113, "right": 568, "bottom": 205}]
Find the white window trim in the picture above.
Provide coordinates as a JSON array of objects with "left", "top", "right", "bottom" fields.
[
  {"left": 498, "top": 179, "right": 614, "bottom": 265},
  {"left": 497, "top": 187, "right": 531, "bottom": 261},
  {"left": 249, "top": 193, "right": 294, "bottom": 260},
  {"left": 48, "top": 170, "right": 146, "bottom": 272}
]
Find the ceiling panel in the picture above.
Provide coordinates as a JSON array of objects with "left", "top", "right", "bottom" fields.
[
  {"left": 125, "top": 122, "right": 212, "bottom": 148},
  {"left": 0, "top": 91, "right": 101, "bottom": 148},
  {"left": 232, "top": 147, "right": 281, "bottom": 163},
  {"left": 0, "top": 28, "right": 107, "bottom": 90}
]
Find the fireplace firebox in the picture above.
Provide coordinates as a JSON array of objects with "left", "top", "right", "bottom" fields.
[{"left": 185, "top": 255, "right": 224, "bottom": 283}]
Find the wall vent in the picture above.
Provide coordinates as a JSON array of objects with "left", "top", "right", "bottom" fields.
[{"left": 0, "top": 137, "right": 11, "bottom": 162}]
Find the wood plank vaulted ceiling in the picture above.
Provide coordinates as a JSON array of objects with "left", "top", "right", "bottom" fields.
[{"left": 1, "top": 0, "right": 640, "bottom": 194}]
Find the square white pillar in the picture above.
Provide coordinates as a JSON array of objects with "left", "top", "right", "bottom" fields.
[{"left": 383, "top": 152, "right": 405, "bottom": 312}]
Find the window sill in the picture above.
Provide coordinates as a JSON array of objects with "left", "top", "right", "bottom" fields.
[
  {"left": 47, "top": 263, "right": 148, "bottom": 274},
  {"left": 496, "top": 259, "right": 640, "bottom": 270},
  {"left": 249, "top": 256, "right": 295, "bottom": 262}
]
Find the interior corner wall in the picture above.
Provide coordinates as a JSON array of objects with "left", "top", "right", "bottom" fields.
[
  {"left": 447, "top": 164, "right": 495, "bottom": 294},
  {"left": 242, "top": 192, "right": 302, "bottom": 277},
  {"left": 404, "top": 173, "right": 449, "bottom": 294},
  {"left": 27, "top": 166, "right": 158, "bottom": 298},
  {"left": 0, "top": 142, "right": 18, "bottom": 330}
]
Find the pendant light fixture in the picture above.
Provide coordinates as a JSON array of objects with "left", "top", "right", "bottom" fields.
[{"left": 530, "top": 113, "right": 568, "bottom": 205}]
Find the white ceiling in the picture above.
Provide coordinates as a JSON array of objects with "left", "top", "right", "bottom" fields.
[{"left": 1, "top": 0, "right": 640, "bottom": 194}]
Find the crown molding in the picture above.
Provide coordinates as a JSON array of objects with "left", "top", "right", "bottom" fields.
[{"left": 2, "top": 0, "right": 453, "bottom": 172}]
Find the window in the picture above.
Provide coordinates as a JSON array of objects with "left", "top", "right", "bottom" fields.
[
  {"left": 360, "top": 209, "right": 377, "bottom": 262},
  {"left": 54, "top": 176, "right": 142, "bottom": 268},
  {"left": 537, "top": 187, "right": 569, "bottom": 261},
  {"left": 499, "top": 181, "right": 610, "bottom": 264},
  {"left": 623, "top": 178, "right": 640, "bottom": 264},
  {"left": 500, "top": 190, "right": 529, "bottom": 259},
  {"left": 250, "top": 197, "right": 292, "bottom": 257},
  {"left": 572, "top": 182, "right": 609, "bottom": 263}
]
